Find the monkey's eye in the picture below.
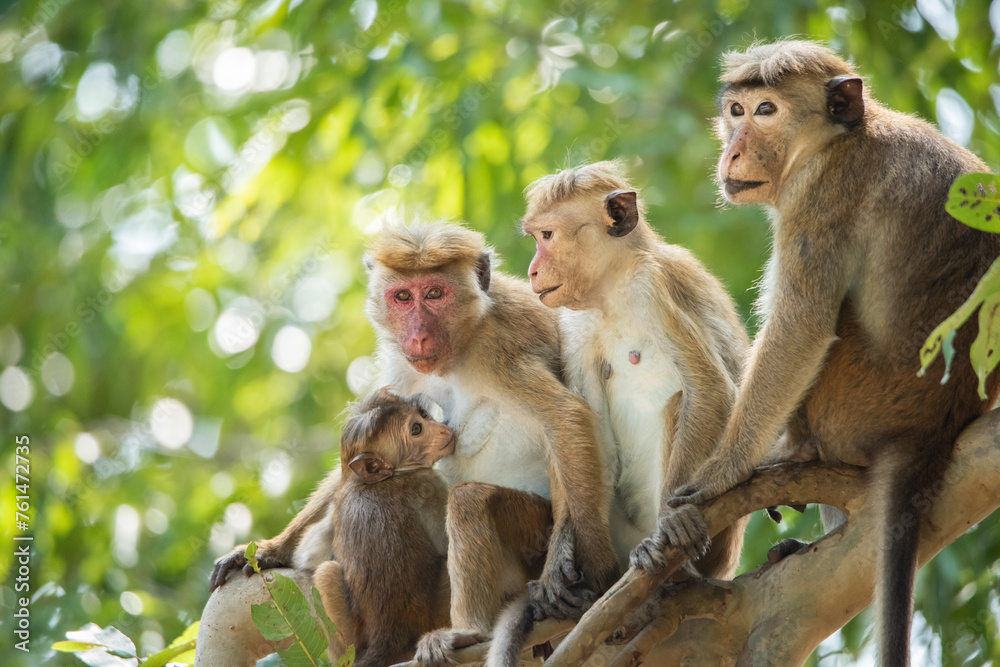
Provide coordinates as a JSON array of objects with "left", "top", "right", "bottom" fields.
[
  {"left": 426, "top": 287, "right": 443, "bottom": 299},
  {"left": 541, "top": 230, "right": 553, "bottom": 241},
  {"left": 417, "top": 407, "right": 429, "bottom": 419},
  {"left": 730, "top": 102, "right": 744, "bottom": 117},
  {"left": 395, "top": 290, "right": 413, "bottom": 302},
  {"left": 755, "top": 101, "right": 776, "bottom": 116},
  {"left": 410, "top": 421, "right": 423, "bottom": 436}
]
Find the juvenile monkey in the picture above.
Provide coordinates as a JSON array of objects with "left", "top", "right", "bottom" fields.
[
  {"left": 312, "top": 388, "right": 452, "bottom": 667},
  {"left": 206, "top": 388, "right": 451, "bottom": 667},
  {"left": 661, "top": 41, "right": 1000, "bottom": 667},
  {"left": 364, "top": 219, "right": 620, "bottom": 664},
  {"left": 521, "top": 161, "right": 749, "bottom": 579}
]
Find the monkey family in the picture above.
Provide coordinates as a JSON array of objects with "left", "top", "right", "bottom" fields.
[{"left": 195, "top": 40, "right": 999, "bottom": 667}]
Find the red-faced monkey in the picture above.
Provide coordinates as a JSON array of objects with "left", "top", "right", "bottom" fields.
[
  {"left": 661, "top": 40, "right": 1000, "bottom": 667},
  {"left": 364, "top": 219, "right": 620, "bottom": 664},
  {"left": 521, "top": 161, "right": 749, "bottom": 576},
  {"left": 312, "top": 388, "right": 452, "bottom": 667}
]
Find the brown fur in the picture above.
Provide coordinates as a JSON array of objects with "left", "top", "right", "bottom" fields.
[
  {"left": 366, "top": 219, "right": 490, "bottom": 275},
  {"left": 364, "top": 218, "right": 620, "bottom": 666},
  {"left": 520, "top": 161, "right": 749, "bottom": 579},
  {"left": 323, "top": 390, "right": 452, "bottom": 667},
  {"left": 665, "top": 40, "right": 1000, "bottom": 667}
]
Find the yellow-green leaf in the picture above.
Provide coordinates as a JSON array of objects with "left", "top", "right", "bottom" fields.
[{"left": 947, "top": 173, "right": 1000, "bottom": 232}]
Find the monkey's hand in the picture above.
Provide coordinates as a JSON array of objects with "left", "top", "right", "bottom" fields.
[
  {"left": 629, "top": 504, "right": 710, "bottom": 573},
  {"left": 414, "top": 629, "right": 480, "bottom": 666},
  {"left": 208, "top": 543, "right": 289, "bottom": 592}
]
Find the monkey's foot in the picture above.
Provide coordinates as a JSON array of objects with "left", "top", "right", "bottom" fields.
[
  {"left": 630, "top": 505, "right": 710, "bottom": 573},
  {"left": 668, "top": 457, "right": 753, "bottom": 508},
  {"left": 528, "top": 577, "right": 598, "bottom": 622},
  {"left": 766, "top": 538, "right": 810, "bottom": 564},
  {"left": 413, "top": 629, "right": 480, "bottom": 666}
]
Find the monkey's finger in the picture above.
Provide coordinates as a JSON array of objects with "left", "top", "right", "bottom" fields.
[
  {"left": 560, "top": 561, "right": 582, "bottom": 584},
  {"left": 665, "top": 486, "right": 698, "bottom": 508},
  {"left": 242, "top": 561, "right": 255, "bottom": 577},
  {"left": 766, "top": 506, "right": 783, "bottom": 523}
]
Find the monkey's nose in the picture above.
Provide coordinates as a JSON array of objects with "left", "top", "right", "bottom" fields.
[{"left": 409, "top": 334, "right": 431, "bottom": 354}]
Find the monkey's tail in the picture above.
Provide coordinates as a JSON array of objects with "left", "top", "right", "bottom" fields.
[
  {"left": 875, "top": 441, "right": 950, "bottom": 667},
  {"left": 485, "top": 594, "right": 533, "bottom": 667}
]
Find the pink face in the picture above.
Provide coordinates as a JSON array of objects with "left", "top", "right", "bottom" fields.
[{"left": 384, "top": 275, "right": 456, "bottom": 374}]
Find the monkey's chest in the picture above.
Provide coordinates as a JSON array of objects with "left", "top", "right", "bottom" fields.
[{"left": 598, "top": 335, "right": 684, "bottom": 529}]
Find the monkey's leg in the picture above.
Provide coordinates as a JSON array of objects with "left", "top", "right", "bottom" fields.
[
  {"left": 314, "top": 560, "right": 353, "bottom": 659},
  {"left": 194, "top": 567, "right": 313, "bottom": 666},
  {"left": 415, "top": 482, "right": 552, "bottom": 666}
]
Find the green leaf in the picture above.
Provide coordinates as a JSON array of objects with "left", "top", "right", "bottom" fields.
[
  {"left": 245, "top": 541, "right": 261, "bottom": 573},
  {"left": 142, "top": 641, "right": 197, "bottom": 667},
  {"left": 52, "top": 641, "right": 104, "bottom": 652},
  {"left": 250, "top": 571, "right": 330, "bottom": 666},
  {"left": 142, "top": 622, "right": 200, "bottom": 667},
  {"left": 920, "top": 255, "right": 1000, "bottom": 379},
  {"left": 946, "top": 173, "right": 1000, "bottom": 232},
  {"left": 970, "top": 292, "right": 1000, "bottom": 400},
  {"left": 56, "top": 624, "right": 138, "bottom": 662},
  {"left": 311, "top": 586, "right": 339, "bottom": 644},
  {"left": 337, "top": 645, "right": 356, "bottom": 667},
  {"left": 251, "top": 601, "right": 293, "bottom": 642}
]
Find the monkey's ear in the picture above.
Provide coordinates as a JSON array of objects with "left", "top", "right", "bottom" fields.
[
  {"left": 604, "top": 190, "right": 639, "bottom": 237},
  {"left": 349, "top": 453, "right": 395, "bottom": 484},
  {"left": 362, "top": 253, "right": 374, "bottom": 272},
  {"left": 826, "top": 76, "right": 864, "bottom": 126},
  {"left": 475, "top": 252, "right": 491, "bottom": 292}
]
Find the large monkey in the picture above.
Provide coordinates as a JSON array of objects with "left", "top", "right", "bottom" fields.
[
  {"left": 659, "top": 41, "right": 1000, "bottom": 667},
  {"left": 521, "top": 161, "right": 749, "bottom": 576},
  {"left": 364, "top": 220, "right": 620, "bottom": 663},
  {"left": 312, "top": 388, "right": 452, "bottom": 667}
]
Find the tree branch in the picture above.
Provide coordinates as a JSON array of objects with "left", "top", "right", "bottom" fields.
[
  {"left": 546, "top": 463, "right": 866, "bottom": 666},
  {"left": 396, "top": 410, "right": 1000, "bottom": 666}
]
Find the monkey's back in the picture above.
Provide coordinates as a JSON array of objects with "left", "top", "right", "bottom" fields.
[
  {"left": 799, "top": 105, "right": 1000, "bottom": 464},
  {"left": 332, "top": 473, "right": 449, "bottom": 666}
]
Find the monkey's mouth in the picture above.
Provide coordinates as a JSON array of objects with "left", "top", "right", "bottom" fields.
[
  {"left": 537, "top": 285, "right": 561, "bottom": 300},
  {"left": 724, "top": 179, "right": 767, "bottom": 195},
  {"left": 406, "top": 355, "right": 439, "bottom": 372}
]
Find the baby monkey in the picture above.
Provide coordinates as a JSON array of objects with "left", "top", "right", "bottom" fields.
[{"left": 313, "top": 388, "right": 454, "bottom": 667}]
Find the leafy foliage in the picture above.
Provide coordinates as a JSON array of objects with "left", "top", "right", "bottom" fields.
[
  {"left": 52, "top": 621, "right": 197, "bottom": 666},
  {"left": 1, "top": 1, "right": 999, "bottom": 665},
  {"left": 246, "top": 541, "right": 353, "bottom": 667},
  {"left": 921, "top": 176, "right": 1000, "bottom": 399}
]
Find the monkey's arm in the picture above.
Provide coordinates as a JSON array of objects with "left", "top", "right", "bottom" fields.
[
  {"left": 658, "top": 296, "right": 738, "bottom": 498},
  {"left": 209, "top": 467, "right": 342, "bottom": 591},
  {"left": 494, "top": 357, "right": 620, "bottom": 619},
  {"left": 628, "top": 286, "right": 739, "bottom": 571},
  {"left": 669, "top": 226, "right": 852, "bottom": 506}
]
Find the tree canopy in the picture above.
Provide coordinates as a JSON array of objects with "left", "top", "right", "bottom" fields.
[{"left": 1, "top": 0, "right": 999, "bottom": 665}]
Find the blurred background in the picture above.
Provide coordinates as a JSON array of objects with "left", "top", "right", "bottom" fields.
[{"left": 0, "top": 0, "right": 998, "bottom": 664}]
